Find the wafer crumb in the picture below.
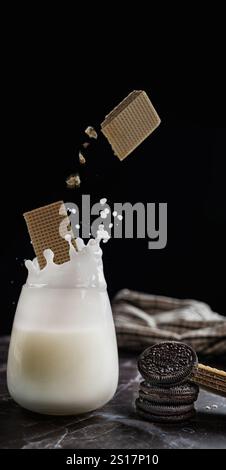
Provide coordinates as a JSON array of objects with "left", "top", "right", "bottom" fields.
[
  {"left": 79, "top": 151, "right": 86, "bottom": 164},
  {"left": 66, "top": 173, "right": 81, "bottom": 189},
  {"left": 85, "top": 126, "right": 98, "bottom": 139}
]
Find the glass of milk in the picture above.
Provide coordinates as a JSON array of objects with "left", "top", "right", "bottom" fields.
[{"left": 7, "top": 238, "right": 119, "bottom": 415}]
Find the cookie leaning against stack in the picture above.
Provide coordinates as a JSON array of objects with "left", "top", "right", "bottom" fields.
[{"left": 136, "top": 342, "right": 199, "bottom": 424}]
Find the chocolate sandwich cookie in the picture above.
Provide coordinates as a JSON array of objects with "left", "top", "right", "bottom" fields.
[
  {"left": 139, "top": 381, "right": 199, "bottom": 405},
  {"left": 135, "top": 397, "right": 195, "bottom": 423},
  {"left": 136, "top": 397, "right": 194, "bottom": 416},
  {"left": 136, "top": 407, "right": 195, "bottom": 424},
  {"left": 138, "top": 341, "right": 198, "bottom": 386}
]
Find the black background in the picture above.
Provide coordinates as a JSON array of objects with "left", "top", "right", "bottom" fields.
[{"left": 1, "top": 10, "right": 226, "bottom": 334}]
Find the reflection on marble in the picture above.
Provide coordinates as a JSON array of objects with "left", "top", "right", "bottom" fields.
[{"left": 0, "top": 337, "right": 225, "bottom": 449}]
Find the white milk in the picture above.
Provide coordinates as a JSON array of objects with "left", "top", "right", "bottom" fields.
[{"left": 7, "top": 236, "right": 119, "bottom": 415}]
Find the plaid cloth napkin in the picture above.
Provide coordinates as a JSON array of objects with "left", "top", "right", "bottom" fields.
[{"left": 112, "top": 289, "right": 226, "bottom": 355}]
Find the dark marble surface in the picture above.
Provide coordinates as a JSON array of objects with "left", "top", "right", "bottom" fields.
[{"left": 0, "top": 337, "right": 226, "bottom": 449}]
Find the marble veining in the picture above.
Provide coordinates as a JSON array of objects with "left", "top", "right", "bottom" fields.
[{"left": 0, "top": 337, "right": 225, "bottom": 449}]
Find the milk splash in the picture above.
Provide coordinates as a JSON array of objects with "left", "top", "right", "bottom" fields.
[{"left": 25, "top": 235, "right": 107, "bottom": 289}]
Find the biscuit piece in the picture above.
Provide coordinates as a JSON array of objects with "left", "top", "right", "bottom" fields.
[
  {"left": 66, "top": 173, "right": 81, "bottom": 189},
  {"left": 85, "top": 126, "right": 98, "bottom": 139}
]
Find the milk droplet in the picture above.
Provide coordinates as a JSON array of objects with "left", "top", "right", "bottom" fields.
[
  {"left": 109, "top": 223, "right": 113, "bottom": 228},
  {"left": 100, "top": 198, "right": 107, "bottom": 205},
  {"left": 68, "top": 208, "right": 76, "bottom": 214},
  {"left": 96, "top": 224, "right": 110, "bottom": 243},
  {"left": 117, "top": 214, "right": 123, "bottom": 221},
  {"left": 112, "top": 211, "right": 117, "bottom": 217}
]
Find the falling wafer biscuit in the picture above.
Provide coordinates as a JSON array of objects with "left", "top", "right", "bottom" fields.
[
  {"left": 101, "top": 90, "right": 161, "bottom": 161},
  {"left": 23, "top": 201, "right": 71, "bottom": 269}
]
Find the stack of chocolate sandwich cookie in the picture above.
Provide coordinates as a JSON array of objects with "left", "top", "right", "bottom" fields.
[{"left": 136, "top": 341, "right": 199, "bottom": 423}]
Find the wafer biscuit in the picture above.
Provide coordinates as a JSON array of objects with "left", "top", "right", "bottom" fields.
[
  {"left": 197, "top": 364, "right": 226, "bottom": 381},
  {"left": 191, "top": 376, "right": 226, "bottom": 395},
  {"left": 191, "top": 363, "right": 226, "bottom": 396},
  {"left": 101, "top": 90, "right": 161, "bottom": 160},
  {"left": 195, "top": 374, "right": 226, "bottom": 389},
  {"left": 23, "top": 201, "right": 71, "bottom": 269}
]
